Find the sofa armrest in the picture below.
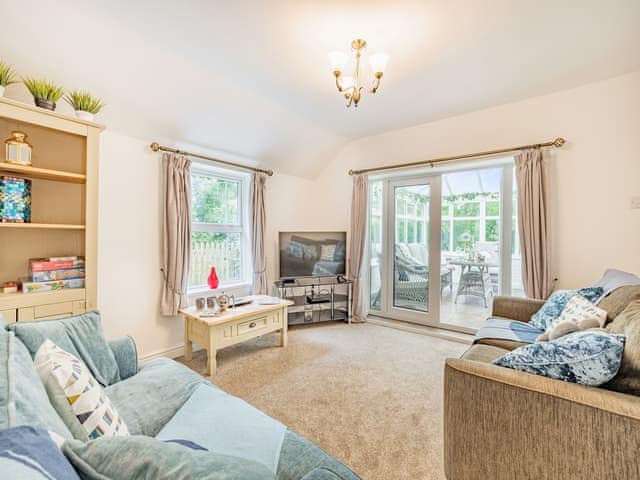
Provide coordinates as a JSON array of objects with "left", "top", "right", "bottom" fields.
[
  {"left": 444, "top": 358, "right": 640, "bottom": 479},
  {"left": 109, "top": 336, "right": 138, "bottom": 380},
  {"left": 491, "top": 295, "right": 545, "bottom": 323}
]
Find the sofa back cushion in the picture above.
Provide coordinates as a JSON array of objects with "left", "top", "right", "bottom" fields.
[
  {"left": 598, "top": 285, "right": 640, "bottom": 324},
  {"left": 7, "top": 311, "right": 120, "bottom": 386},
  {"left": 605, "top": 300, "right": 640, "bottom": 395},
  {"left": 0, "top": 329, "right": 72, "bottom": 438}
]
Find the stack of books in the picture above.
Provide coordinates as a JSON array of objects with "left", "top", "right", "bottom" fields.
[{"left": 21, "top": 256, "right": 85, "bottom": 293}]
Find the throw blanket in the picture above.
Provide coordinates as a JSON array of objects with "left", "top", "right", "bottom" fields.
[{"left": 474, "top": 317, "right": 543, "bottom": 345}]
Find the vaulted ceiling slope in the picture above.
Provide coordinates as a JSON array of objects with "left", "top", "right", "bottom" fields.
[{"left": 1, "top": 1, "right": 639, "bottom": 178}]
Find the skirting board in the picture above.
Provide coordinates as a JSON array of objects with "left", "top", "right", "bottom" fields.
[{"left": 139, "top": 343, "right": 203, "bottom": 362}]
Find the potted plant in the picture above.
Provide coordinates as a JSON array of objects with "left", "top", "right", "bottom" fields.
[
  {"left": 0, "top": 60, "right": 17, "bottom": 98},
  {"left": 64, "top": 90, "right": 105, "bottom": 122},
  {"left": 22, "top": 77, "right": 64, "bottom": 111}
]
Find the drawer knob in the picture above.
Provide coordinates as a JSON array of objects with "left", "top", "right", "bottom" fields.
[{"left": 249, "top": 322, "right": 257, "bottom": 328}]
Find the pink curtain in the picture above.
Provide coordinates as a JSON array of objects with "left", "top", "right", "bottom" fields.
[
  {"left": 349, "top": 174, "right": 369, "bottom": 322},
  {"left": 515, "top": 149, "right": 553, "bottom": 299},
  {"left": 160, "top": 153, "right": 192, "bottom": 315}
]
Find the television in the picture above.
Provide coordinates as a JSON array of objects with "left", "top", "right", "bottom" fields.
[{"left": 279, "top": 231, "right": 347, "bottom": 279}]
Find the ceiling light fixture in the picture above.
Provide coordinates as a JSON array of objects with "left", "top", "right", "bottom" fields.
[{"left": 329, "top": 39, "right": 389, "bottom": 108}]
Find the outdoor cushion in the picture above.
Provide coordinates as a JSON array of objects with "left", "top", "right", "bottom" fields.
[
  {"left": 62, "top": 435, "right": 276, "bottom": 480},
  {"left": 35, "top": 340, "right": 129, "bottom": 441},
  {"left": 155, "top": 383, "right": 287, "bottom": 474},
  {"left": 0, "top": 330, "right": 72, "bottom": 438},
  {"left": 493, "top": 331, "right": 625, "bottom": 386},
  {"left": 0, "top": 426, "right": 79, "bottom": 480},
  {"left": 605, "top": 300, "right": 640, "bottom": 395},
  {"left": 105, "top": 358, "right": 206, "bottom": 436},
  {"left": 7, "top": 311, "right": 121, "bottom": 386}
]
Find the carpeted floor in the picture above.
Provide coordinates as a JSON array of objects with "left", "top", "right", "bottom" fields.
[{"left": 176, "top": 322, "right": 468, "bottom": 480}]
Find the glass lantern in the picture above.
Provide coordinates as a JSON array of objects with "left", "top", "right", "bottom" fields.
[{"left": 4, "top": 131, "right": 32, "bottom": 166}]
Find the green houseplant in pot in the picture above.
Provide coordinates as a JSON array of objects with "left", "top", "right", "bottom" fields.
[
  {"left": 64, "top": 90, "right": 104, "bottom": 122},
  {"left": 0, "top": 60, "right": 17, "bottom": 98},
  {"left": 22, "top": 77, "right": 64, "bottom": 111}
]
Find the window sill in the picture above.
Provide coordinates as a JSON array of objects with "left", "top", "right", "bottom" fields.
[{"left": 187, "top": 282, "right": 252, "bottom": 301}]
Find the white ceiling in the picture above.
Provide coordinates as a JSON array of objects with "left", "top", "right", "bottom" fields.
[{"left": 1, "top": 0, "right": 639, "bottom": 177}]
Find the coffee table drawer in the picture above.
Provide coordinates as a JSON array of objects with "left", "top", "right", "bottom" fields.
[{"left": 237, "top": 317, "right": 268, "bottom": 336}]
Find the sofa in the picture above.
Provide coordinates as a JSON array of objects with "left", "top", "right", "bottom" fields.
[
  {"left": 443, "top": 291, "right": 640, "bottom": 480},
  {"left": 0, "top": 312, "right": 360, "bottom": 480}
]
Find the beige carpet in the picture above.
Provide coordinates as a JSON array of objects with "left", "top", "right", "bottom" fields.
[{"left": 176, "top": 322, "right": 467, "bottom": 480}]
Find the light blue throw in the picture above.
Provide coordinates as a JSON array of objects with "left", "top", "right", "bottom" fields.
[{"left": 156, "top": 383, "right": 286, "bottom": 474}]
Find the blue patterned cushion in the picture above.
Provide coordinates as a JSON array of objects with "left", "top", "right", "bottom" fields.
[
  {"left": 0, "top": 426, "right": 79, "bottom": 479},
  {"left": 493, "top": 331, "right": 625, "bottom": 386},
  {"left": 529, "top": 287, "right": 604, "bottom": 330}
]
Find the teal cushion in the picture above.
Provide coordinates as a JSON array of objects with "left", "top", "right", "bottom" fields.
[
  {"left": 0, "top": 330, "right": 72, "bottom": 438},
  {"left": 105, "top": 358, "right": 205, "bottom": 436},
  {"left": 277, "top": 430, "right": 361, "bottom": 480},
  {"left": 493, "top": 331, "right": 625, "bottom": 386},
  {"left": 7, "top": 311, "right": 120, "bottom": 386},
  {"left": 108, "top": 336, "right": 138, "bottom": 380},
  {"left": 62, "top": 435, "right": 276, "bottom": 480}
]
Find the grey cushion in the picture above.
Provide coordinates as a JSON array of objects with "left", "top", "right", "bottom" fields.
[
  {"left": 605, "top": 300, "right": 640, "bottom": 395},
  {"left": 7, "top": 311, "right": 120, "bottom": 386},
  {"left": 105, "top": 358, "right": 206, "bottom": 436},
  {"left": 277, "top": 430, "right": 360, "bottom": 480},
  {"left": 108, "top": 336, "right": 138, "bottom": 380},
  {"left": 62, "top": 436, "right": 276, "bottom": 480},
  {"left": 0, "top": 330, "right": 72, "bottom": 438}
]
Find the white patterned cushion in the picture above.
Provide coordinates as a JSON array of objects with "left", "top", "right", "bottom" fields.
[
  {"left": 34, "top": 340, "right": 129, "bottom": 440},
  {"left": 547, "top": 294, "right": 608, "bottom": 332}
]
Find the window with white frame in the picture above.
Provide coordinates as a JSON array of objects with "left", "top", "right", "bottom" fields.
[{"left": 189, "top": 164, "right": 251, "bottom": 290}]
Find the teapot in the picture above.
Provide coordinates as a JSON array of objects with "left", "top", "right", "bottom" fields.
[{"left": 217, "top": 292, "right": 235, "bottom": 313}]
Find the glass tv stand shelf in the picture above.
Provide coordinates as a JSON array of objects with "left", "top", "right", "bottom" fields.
[{"left": 273, "top": 275, "right": 353, "bottom": 326}]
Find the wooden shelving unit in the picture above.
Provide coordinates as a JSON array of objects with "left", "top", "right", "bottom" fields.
[
  {"left": 0, "top": 223, "right": 86, "bottom": 230},
  {"left": 0, "top": 162, "right": 86, "bottom": 184},
  {"left": 0, "top": 96, "right": 104, "bottom": 323}
]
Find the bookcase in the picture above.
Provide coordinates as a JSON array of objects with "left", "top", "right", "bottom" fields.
[{"left": 0, "top": 97, "right": 103, "bottom": 323}]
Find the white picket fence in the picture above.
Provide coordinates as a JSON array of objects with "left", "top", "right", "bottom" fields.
[{"left": 189, "top": 241, "right": 241, "bottom": 287}]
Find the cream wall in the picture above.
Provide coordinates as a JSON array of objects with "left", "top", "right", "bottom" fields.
[
  {"left": 310, "top": 70, "right": 640, "bottom": 289},
  {"left": 97, "top": 132, "right": 313, "bottom": 358},
  {"left": 97, "top": 70, "right": 639, "bottom": 358}
]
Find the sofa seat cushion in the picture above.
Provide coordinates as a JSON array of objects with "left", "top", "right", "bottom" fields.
[
  {"left": 461, "top": 344, "right": 511, "bottom": 363},
  {"left": 62, "top": 435, "right": 276, "bottom": 480},
  {"left": 605, "top": 300, "right": 640, "bottom": 395},
  {"left": 104, "top": 358, "right": 205, "bottom": 436},
  {"left": 156, "top": 383, "right": 287, "bottom": 474},
  {"left": 474, "top": 338, "right": 528, "bottom": 351},
  {"left": 0, "top": 330, "right": 72, "bottom": 439},
  {"left": 8, "top": 311, "right": 121, "bottom": 387}
]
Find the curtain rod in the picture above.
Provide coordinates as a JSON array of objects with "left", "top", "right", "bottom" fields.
[
  {"left": 150, "top": 142, "right": 274, "bottom": 176},
  {"left": 348, "top": 137, "right": 566, "bottom": 176}
]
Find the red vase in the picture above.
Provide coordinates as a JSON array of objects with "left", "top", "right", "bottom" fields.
[{"left": 207, "top": 267, "right": 220, "bottom": 289}]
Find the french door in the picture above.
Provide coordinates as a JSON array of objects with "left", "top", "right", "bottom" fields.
[{"left": 368, "top": 163, "right": 520, "bottom": 332}]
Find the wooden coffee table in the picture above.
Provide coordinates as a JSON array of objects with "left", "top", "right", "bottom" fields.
[{"left": 179, "top": 296, "right": 290, "bottom": 375}]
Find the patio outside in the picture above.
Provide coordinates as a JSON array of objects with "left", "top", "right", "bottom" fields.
[{"left": 369, "top": 167, "right": 524, "bottom": 331}]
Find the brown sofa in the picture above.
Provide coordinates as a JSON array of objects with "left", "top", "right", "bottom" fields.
[{"left": 444, "top": 294, "right": 640, "bottom": 480}]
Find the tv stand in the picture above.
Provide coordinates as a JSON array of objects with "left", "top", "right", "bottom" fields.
[{"left": 273, "top": 275, "right": 353, "bottom": 325}]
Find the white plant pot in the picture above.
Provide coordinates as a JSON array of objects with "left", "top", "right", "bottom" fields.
[
  {"left": 0, "top": 86, "right": 5, "bottom": 98},
  {"left": 74, "top": 110, "right": 95, "bottom": 122}
]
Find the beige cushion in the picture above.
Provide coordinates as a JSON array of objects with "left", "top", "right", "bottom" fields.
[
  {"left": 605, "top": 300, "right": 640, "bottom": 395},
  {"left": 599, "top": 285, "right": 640, "bottom": 323},
  {"left": 475, "top": 338, "right": 527, "bottom": 351},
  {"left": 461, "top": 344, "right": 510, "bottom": 363}
]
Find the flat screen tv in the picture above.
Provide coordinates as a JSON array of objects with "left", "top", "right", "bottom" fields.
[{"left": 279, "top": 231, "right": 347, "bottom": 279}]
